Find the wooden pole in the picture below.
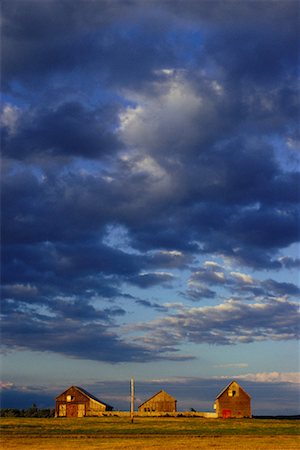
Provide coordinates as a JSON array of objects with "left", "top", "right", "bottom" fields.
[{"left": 130, "top": 378, "right": 135, "bottom": 423}]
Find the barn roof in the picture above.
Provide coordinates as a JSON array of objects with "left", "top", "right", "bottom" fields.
[
  {"left": 56, "top": 385, "right": 113, "bottom": 408},
  {"left": 138, "top": 389, "right": 176, "bottom": 408},
  {"left": 215, "top": 380, "right": 251, "bottom": 400}
]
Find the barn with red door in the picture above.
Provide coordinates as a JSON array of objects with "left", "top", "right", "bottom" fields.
[
  {"left": 214, "top": 380, "right": 251, "bottom": 418},
  {"left": 55, "top": 386, "right": 113, "bottom": 417}
]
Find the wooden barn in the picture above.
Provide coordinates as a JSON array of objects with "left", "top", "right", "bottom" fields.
[
  {"left": 214, "top": 380, "right": 251, "bottom": 419},
  {"left": 55, "top": 386, "right": 113, "bottom": 417},
  {"left": 138, "top": 390, "right": 177, "bottom": 413}
]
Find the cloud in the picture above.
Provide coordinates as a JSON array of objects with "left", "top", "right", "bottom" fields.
[
  {"left": 185, "top": 262, "right": 300, "bottom": 301},
  {"left": 134, "top": 299, "right": 167, "bottom": 313},
  {"left": 129, "top": 272, "right": 175, "bottom": 288},
  {"left": 279, "top": 256, "right": 300, "bottom": 269},
  {"left": 1, "top": 309, "right": 157, "bottom": 363},
  {"left": 1, "top": 0, "right": 299, "bottom": 369},
  {"left": 233, "top": 372, "right": 300, "bottom": 384},
  {"left": 1, "top": 381, "right": 14, "bottom": 390},
  {"left": 262, "top": 280, "right": 300, "bottom": 297},
  {"left": 129, "top": 298, "right": 299, "bottom": 348},
  {"left": 2, "top": 102, "right": 121, "bottom": 162},
  {"left": 190, "top": 268, "right": 226, "bottom": 285},
  {"left": 183, "top": 286, "right": 216, "bottom": 301},
  {"left": 230, "top": 272, "right": 254, "bottom": 285},
  {"left": 147, "top": 250, "right": 193, "bottom": 269}
]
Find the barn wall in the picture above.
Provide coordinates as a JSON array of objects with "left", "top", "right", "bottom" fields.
[
  {"left": 85, "top": 398, "right": 107, "bottom": 416},
  {"left": 215, "top": 383, "right": 251, "bottom": 418},
  {"left": 55, "top": 387, "right": 110, "bottom": 417},
  {"left": 138, "top": 391, "right": 177, "bottom": 413},
  {"left": 56, "top": 387, "right": 89, "bottom": 417}
]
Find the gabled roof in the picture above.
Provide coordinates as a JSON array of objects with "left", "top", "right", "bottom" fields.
[
  {"left": 56, "top": 385, "right": 113, "bottom": 408},
  {"left": 138, "top": 389, "right": 176, "bottom": 408},
  {"left": 215, "top": 380, "right": 251, "bottom": 400}
]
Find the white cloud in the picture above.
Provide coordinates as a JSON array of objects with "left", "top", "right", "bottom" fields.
[
  {"left": 119, "top": 75, "right": 204, "bottom": 155},
  {"left": 160, "top": 250, "right": 183, "bottom": 257},
  {"left": 0, "top": 381, "right": 14, "bottom": 389},
  {"left": 0, "top": 104, "right": 21, "bottom": 134},
  {"left": 234, "top": 372, "right": 300, "bottom": 384},
  {"left": 140, "top": 271, "right": 174, "bottom": 278},
  {"left": 230, "top": 271, "right": 254, "bottom": 284},
  {"left": 286, "top": 137, "right": 300, "bottom": 151},
  {"left": 127, "top": 298, "right": 299, "bottom": 349},
  {"left": 203, "top": 261, "right": 224, "bottom": 270}
]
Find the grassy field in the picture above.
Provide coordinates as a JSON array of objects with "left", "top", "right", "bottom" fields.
[{"left": 1, "top": 416, "right": 299, "bottom": 449}]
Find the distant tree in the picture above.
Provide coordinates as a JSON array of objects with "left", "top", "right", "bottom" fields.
[
  {"left": 1, "top": 405, "right": 55, "bottom": 418},
  {"left": 0, "top": 408, "right": 21, "bottom": 417},
  {"left": 24, "top": 403, "right": 39, "bottom": 417}
]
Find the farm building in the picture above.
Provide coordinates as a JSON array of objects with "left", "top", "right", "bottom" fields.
[
  {"left": 138, "top": 390, "right": 177, "bottom": 413},
  {"left": 214, "top": 380, "right": 251, "bottom": 418},
  {"left": 55, "top": 386, "right": 113, "bottom": 417}
]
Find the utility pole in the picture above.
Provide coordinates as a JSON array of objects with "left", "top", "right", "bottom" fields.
[{"left": 130, "top": 377, "right": 135, "bottom": 423}]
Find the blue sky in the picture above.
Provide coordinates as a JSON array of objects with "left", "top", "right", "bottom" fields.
[{"left": 1, "top": 0, "right": 299, "bottom": 414}]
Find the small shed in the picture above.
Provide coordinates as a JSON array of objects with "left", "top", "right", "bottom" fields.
[
  {"left": 138, "top": 389, "right": 177, "bottom": 413},
  {"left": 214, "top": 380, "right": 251, "bottom": 418},
  {"left": 55, "top": 386, "right": 113, "bottom": 417}
]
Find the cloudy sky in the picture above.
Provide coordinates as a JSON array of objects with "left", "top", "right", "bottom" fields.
[{"left": 1, "top": 0, "right": 299, "bottom": 414}]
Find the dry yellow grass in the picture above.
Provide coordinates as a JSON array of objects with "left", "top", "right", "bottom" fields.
[
  {"left": 2, "top": 435, "right": 300, "bottom": 449},
  {"left": 1, "top": 417, "right": 299, "bottom": 449}
]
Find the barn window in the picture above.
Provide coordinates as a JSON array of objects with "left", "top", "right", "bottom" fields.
[
  {"left": 228, "top": 389, "right": 237, "bottom": 397},
  {"left": 67, "top": 395, "right": 75, "bottom": 402}
]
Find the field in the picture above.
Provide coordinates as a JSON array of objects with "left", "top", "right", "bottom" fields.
[{"left": 1, "top": 416, "right": 299, "bottom": 449}]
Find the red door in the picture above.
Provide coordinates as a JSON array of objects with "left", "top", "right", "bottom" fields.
[
  {"left": 222, "top": 409, "right": 231, "bottom": 419},
  {"left": 66, "top": 403, "right": 78, "bottom": 417}
]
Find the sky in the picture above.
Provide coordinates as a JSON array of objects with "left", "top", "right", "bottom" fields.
[{"left": 1, "top": 0, "right": 300, "bottom": 415}]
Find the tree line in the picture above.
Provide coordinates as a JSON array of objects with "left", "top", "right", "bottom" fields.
[{"left": 0, "top": 404, "right": 54, "bottom": 418}]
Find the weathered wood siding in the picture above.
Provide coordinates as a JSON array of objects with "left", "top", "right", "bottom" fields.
[
  {"left": 215, "top": 381, "right": 251, "bottom": 418},
  {"left": 55, "top": 386, "right": 112, "bottom": 417},
  {"left": 138, "top": 390, "right": 177, "bottom": 413}
]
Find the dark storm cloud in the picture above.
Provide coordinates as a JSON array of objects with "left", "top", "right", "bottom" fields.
[
  {"left": 1, "top": 0, "right": 121, "bottom": 86},
  {"left": 1, "top": 0, "right": 299, "bottom": 364},
  {"left": 121, "top": 137, "right": 299, "bottom": 267},
  {"left": 1, "top": 0, "right": 184, "bottom": 91},
  {"left": 2, "top": 102, "right": 121, "bottom": 161},
  {"left": 2, "top": 300, "right": 194, "bottom": 363},
  {"left": 1, "top": 309, "right": 159, "bottom": 363},
  {"left": 203, "top": 24, "right": 298, "bottom": 85},
  {"left": 2, "top": 0, "right": 298, "bottom": 94},
  {"left": 2, "top": 240, "right": 143, "bottom": 285}
]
